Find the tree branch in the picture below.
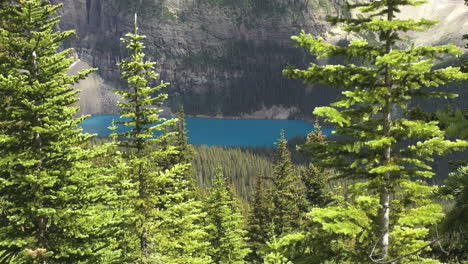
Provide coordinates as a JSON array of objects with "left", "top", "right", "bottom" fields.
[{"left": 369, "top": 236, "right": 446, "bottom": 264}]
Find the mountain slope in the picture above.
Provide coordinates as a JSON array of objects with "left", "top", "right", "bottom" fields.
[{"left": 57, "top": 0, "right": 468, "bottom": 117}]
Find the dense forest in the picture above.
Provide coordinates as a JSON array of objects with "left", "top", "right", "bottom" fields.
[{"left": 1, "top": 0, "right": 468, "bottom": 263}]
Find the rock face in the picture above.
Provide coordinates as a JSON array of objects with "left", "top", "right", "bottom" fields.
[{"left": 57, "top": 0, "right": 468, "bottom": 117}]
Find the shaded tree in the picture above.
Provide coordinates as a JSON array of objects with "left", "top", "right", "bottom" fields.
[
  {"left": 204, "top": 169, "right": 250, "bottom": 264},
  {"left": 300, "top": 123, "right": 333, "bottom": 208},
  {"left": 269, "top": 131, "right": 308, "bottom": 236},
  {"left": 247, "top": 177, "right": 274, "bottom": 263},
  {"left": 247, "top": 132, "right": 308, "bottom": 262}
]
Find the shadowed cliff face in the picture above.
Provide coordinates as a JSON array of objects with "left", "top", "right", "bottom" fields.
[
  {"left": 58, "top": 0, "right": 467, "bottom": 117},
  {"left": 58, "top": 0, "right": 343, "bottom": 117}
]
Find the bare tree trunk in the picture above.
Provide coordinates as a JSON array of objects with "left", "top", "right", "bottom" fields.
[{"left": 379, "top": 3, "right": 394, "bottom": 260}]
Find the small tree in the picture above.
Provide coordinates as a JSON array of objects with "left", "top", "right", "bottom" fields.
[
  {"left": 170, "top": 109, "right": 194, "bottom": 165},
  {"left": 284, "top": 0, "right": 468, "bottom": 262},
  {"left": 300, "top": 123, "right": 333, "bottom": 208},
  {"left": 269, "top": 131, "right": 308, "bottom": 236},
  {"left": 247, "top": 177, "right": 274, "bottom": 263},
  {"left": 204, "top": 169, "right": 250, "bottom": 264},
  {"left": 247, "top": 132, "right": 308, "bottom": 262},
  {"left": 438, "top": 166, "right": 468, "bottom": 262}
]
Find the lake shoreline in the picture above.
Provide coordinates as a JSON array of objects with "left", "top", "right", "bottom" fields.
[
  {"left": 185, "top": 114, "right": 314, "bottom": 124},
  {"left": 80, "top": 114, "right": 328, "bottom": 147},
  {"left": 88, "top": 113, "right": 315, "bottom": 124}
]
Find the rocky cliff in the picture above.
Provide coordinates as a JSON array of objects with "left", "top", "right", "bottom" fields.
[{"left": 56, "top": 0, "right": 468, "bottom": 117}]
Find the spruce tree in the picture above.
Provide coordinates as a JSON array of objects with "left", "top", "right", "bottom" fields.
[
  {"left": 247, "top": 133, "right": 307, "bottom": 262},
  {"left": 247, "top": 177, "right": 274, "bottom": 263},
  {"left": 269, "top": 131, "right": 308, "bottom": 236},
  {"left": 438, "top": 165, "right": 468, "bottom": 261},
  {"left": 115, "top": 15, "right": 211, "bottom": 263},
  {"left": 300, "top": 123, "right": 332, "bottom": 208},
  {"left": 169, "top": 109, "right": 193, "bottom": 165},
  {"left": 0, "top": 0, "right": 120, "bottom": 263},
  {"left": 300, "top": 164, "right": 332, "bottom": 208},
  {"left": 284, "top": 0, "right": 468, "bottom": 262},
  {"left": 160, "top": 109, "right": 197, "bottom": 187},
  {"left": 204, "top": 169, "right": 250, "bottom": 264}
]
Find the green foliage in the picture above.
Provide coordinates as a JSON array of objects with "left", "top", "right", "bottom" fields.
[
  {"left": 247, "top": 177, "right": 274, "bottom": 263},
  {"left": 247, "top": 133, "right": 308, "bottom": 262},
  {"left": 114, "top": 18, "right": 211, "bottom": 263},
  {"left": 436, "top": 107, "right": 468, "bottom": 140},
  {"left": 258, "top": 190, "right": 376, "bottom": 263},
  {"left": 300, "top": 124, "right": 333, "bottom": 208},
  {"left": 168, "top": 110, "right": 194, "bottom": 165},
  {"left": 300, "top": 164, "right": 333, "bottom": 208},
  {"left": 284, "top": 0, "right": 468, "bottom": 262},
  {"left": 438, "top": 166, "right": 468, "bottom": 261},
  {"left": 261, "top": 237, "right": 294, "bottom": 264},
  {"left": 193, "top": 145, "right": 275, "bottom": 199},
  {"left": 268, "top": 132, "right": 308, "bottom": 236},
  {"left": 0, "top": 1, "right": 122, "bottom": 263},
  {"left": 204, "top": 169, "right": 251, "bottom": 264}
]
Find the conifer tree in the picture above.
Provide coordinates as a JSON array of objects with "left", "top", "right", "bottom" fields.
[
  {"left": 438, "top": 165, "right": 468, "bottom": 261},
  {"left": 284, "top": 0, "right": 468, "bottom": 262},
  {"left": 269, "top": 131, "right": 308, "bottom": 236},
  {"left": 115, "top": 15, "right": 211, "bottom": 263},
  {"left": 300, "top": 123, "right": 332, "bottom": 208},
  {"left": 0, "top": 0, "right": 121, "bottom": 263},
  {"left": 247, "top": 177, "right": 274, "bottom": 263},
  {"left": 160, "top": 108, "right": 197, "bottom": 186},
  {"left": 170, "top": 109, "right": 193, "bottom": 165},
  {"left": 262, "top": 237, "right": 293, "bottom": 264},
  {"left": 204, "top": 169, "right": 250, "bottom": 264},
  {"left": 300, "top": 164, "right": 332, "bottom": 208},
  {"left": 247, "top": 133, "right": 307, "bottom": 262}
]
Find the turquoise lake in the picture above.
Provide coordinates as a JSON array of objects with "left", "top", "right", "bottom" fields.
[{"left": 80, "top": 114, "right": 332, "bottom": 147}]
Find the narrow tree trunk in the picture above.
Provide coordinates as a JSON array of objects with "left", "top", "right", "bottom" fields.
[
  {"left": 134, "top": 83, "right": 148, "bottom": 263},
  {"left": 380, "top": 4, "right": 394, "bottom": 259},
  {"left": 138, "top": 163, "right": 148, "bottom": 263},
  {"left": 32, "top": 46, "right": 48, "bottom": 263}
]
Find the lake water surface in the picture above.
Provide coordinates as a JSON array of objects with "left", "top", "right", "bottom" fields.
[{"left": 80, "top": 114, "right": 332, "bottom": 147}]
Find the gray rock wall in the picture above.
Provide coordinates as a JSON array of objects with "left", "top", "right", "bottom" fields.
[{"left": 58, "top": 0, "right": 468, "bottom": 117}]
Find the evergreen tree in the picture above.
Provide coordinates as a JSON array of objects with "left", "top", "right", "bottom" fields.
[
  {"left": 0, "top": 0, "right": 121, "bottom": 263},
  {"left": 438, "top": 165, "right": 468, "bottom": 262},
  {"left": 160, "top": 108, "right": 198, "bottom": 193},
  {"left": 284, "top": 0, "right": 468, "bottom": 262},
  {"left": 247, "top": 177, "right": 274, "bottom": 263},
  {"left": 247, "top": 133, "right": 307, "bottom": 262},
  {"left": 300, "top": 123, "right": 332, "bottom": 208},
  {"left": 436, "top": 107, "right": 468, "bottom": 140},
  {"left": 159, "top": 109, "right": 193, "bottom": 170},
  {"left": 204, "top": 169, "right": 250, "bottom": 264},
  {"left": 192, "top": 145, "right": 275, "bottom": 199},
  {"left": 261, "top": 237, "right": 293, "bottom": 264},
  {"left": 115, "top": 15, "right": 210, "bottom": 263},
  {"left": 170, "top": 109, "right": 194, "bottom": 165},
  {"left": 300, "top": 164, "right": 332, "bottom": 208},
  {"left": 269, "top": 131, "right": 308, "bottom": 236}
]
